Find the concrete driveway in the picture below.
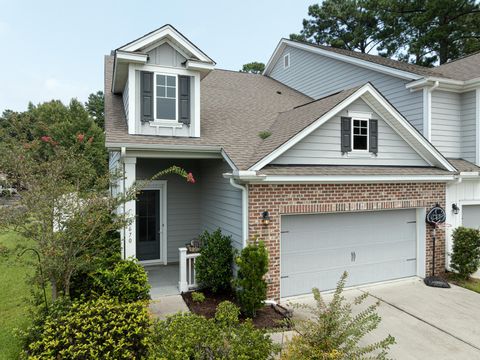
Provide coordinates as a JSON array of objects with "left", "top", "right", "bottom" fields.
[{"left": 284, "top": 278, "right": 480, "bottom": 359}]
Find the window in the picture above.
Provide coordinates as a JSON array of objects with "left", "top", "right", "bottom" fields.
[
  {"left": 284, "top": 53, "right": 290, "bottom": 69},
  {"left": 352, "top": 119, "right": 368, "bottom": 150},
  {"left": 155, "top": 74, "right": 176, "bottom": 120}
]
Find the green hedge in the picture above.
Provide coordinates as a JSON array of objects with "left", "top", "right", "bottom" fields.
[
  {"left": 451, "top": 226, "right": 480, "bottom": 279},
  {"left": 24, "top": 297, "right": 151, "bottom": 359}
]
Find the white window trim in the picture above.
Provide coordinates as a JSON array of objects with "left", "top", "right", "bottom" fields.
[
  {"left": 153, "top": 73, "right": 179, "bottom": 123},
  {"left": 284, "top": 53, "right": 290, "bottom": 69},
  {"left": 351, "top": 117, "right": 369, "bottom": 152}
]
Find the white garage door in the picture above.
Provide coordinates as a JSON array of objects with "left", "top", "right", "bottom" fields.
[
  {"left": 462, "top": 205, "right": 480, "bottom": 229},
  {"left": 281, "top": 209, "right": 418, "bottom": 298}
]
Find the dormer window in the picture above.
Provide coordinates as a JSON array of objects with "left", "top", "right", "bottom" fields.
[
  {"left": 352, "top": 119, "right": 368, "bottom": 151},
  {"left": 156, "top": 74, "right": 177, "bottom": 121}
]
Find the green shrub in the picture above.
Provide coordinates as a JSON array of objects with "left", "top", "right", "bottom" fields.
[
  {"left": 235, "top": 241, "right": 269, "bottom": 317},
  {"left": 195, "top": 229, "right": 234, "bottom": 293},
  {"left": 24, "top": 297, "right": 151, "bottom": 359},
  {"left": 151, "top": 301, "right": 274, "bottom": 360},
  {"left": 450, "top": 226, "right": 480, "bottom": 279},
  {"left": 91, "top": 259, "right": 150, "bottom": 302},
  {"left": 191, "top": 291, "right": 206, "bottom": 303},
  {"left": 281, "top": 272, "right": 395, "bottom": 360}
]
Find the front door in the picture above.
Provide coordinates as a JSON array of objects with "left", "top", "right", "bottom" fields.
[{"left": 136, "top": 190, "right": 161, "bottom": 261}]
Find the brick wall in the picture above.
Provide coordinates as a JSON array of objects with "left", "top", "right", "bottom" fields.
[{"left": 248, "top": 182, "right": 446, "bottom": 300}]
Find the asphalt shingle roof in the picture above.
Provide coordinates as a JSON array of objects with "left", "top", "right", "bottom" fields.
[
  {"left": 431, "top": 51, "right": 480, "bottom": 81},
  {"left": 448, "top": 158, "right": 480, "bottom": 173},
  {"left": 105, "top": 55, "right": 455, "bottom": 175}
]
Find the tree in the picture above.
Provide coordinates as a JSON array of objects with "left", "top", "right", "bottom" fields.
[
  {"left": 85, "top": 91, "right": 105, "bottom": 129},
  {"left": 240, "top": 62, "right": 265, "bottom": 74},
  {"left": 0, "top": 137, "right": 195, "bottom": 300},
  {"left": 292, "top": 0, "right": 480, "bottom": 65},
  {"left": 290, "top": 0, "right": 382, "bottom": 53},
  {"left": 0, "top": 99, "right": 107, "bottom": 178},
  {"left": 375, "top": 0, "right": 480, "bottom": 65}
]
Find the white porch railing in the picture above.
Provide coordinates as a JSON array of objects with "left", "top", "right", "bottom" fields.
[{"left": 178, "top": 247, "right": 201, "bottom": 292}]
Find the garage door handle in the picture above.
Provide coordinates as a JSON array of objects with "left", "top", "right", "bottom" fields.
[
  {"left": 281, "top": 276, "right": 289, "bottom": 279},
  {"left": 406, "top": 258, "right": 416, "bottom": 261}
]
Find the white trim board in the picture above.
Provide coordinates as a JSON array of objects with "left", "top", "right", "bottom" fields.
[
  {"left": 248, "top": 83, "right": 456, "bottom": 173},
  {"left": 137, "top": 180, "right": 168, "bottom": 265}
]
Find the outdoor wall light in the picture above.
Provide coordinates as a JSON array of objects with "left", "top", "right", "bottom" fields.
[
  {"left": 452, "top": 203, "right": 460, "bottom": 215},
  {"left": 261, "top": 211, "right": 271, "bottom": 226}
]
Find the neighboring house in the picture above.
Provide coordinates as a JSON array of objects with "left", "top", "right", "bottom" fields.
[{"left": 105, "top": 25, "right": 478, "bottom": 301}]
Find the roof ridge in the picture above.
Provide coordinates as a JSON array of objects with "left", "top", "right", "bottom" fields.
[{"left": 436, "top": 49, "right": 480, "bottom": 67}]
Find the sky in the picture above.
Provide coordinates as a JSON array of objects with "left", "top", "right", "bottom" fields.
[{"left": 0, "top": 0, "right": 314, "bottom": 113}]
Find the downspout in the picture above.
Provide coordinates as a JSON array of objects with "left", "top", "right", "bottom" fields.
[
  {"left": 120, "top": 147, "right": 127, "bottom": 260},
  {"left": 229, "top": 178, "right": 248, "bottom": 247},
  {"left": 424, "top": 81, "right": 439, "bottom": 141}
]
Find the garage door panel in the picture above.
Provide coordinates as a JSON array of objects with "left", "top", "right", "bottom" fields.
[
  {"left": 462, "top": 205, "right": 480, "bottom": 229},
  {"left": 281, "top": 209, "right": 417, "bottom": 298}
]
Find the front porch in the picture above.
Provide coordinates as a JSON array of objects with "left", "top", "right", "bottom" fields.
[
  {"left": 145, "top": 249, "right": 200, "bottom": 299},
  {"left": 118, "top": 156, "right": 244, "bottom": 298}
]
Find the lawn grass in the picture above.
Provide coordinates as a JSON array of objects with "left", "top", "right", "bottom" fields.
[
  {"left": 0, "top": 231, "right": 35, "bottom": 360},
  {"left": 446, "top": 272, "right": 480, "bottom": 293}
]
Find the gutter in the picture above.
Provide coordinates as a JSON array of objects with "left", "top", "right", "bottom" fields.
[
  {"left": 229, "top": 178, "right": 249, "bottom": 248},
  {"left": 120, "top": 147, "right": 127, "bottom": 259}
]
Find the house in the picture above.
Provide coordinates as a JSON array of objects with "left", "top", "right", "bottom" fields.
[{"left": 105, "top": 25, "right": 479, "bottom": 301}]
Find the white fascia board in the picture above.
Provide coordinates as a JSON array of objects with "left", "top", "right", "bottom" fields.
[
  {"left": 185, "top": 59, "right": 215, "bottom": 71},
  {"left": 264, "top": 39, "right": 422, "bottom": 81},
  {"left": 263, "top": 40, "right": 286, "bottom": 75},
  {"left": 116, "top": 51, "right": 148, "bottom": 64},
  {"left": 118, "top": 25, "right": 214, "bottom": 64},
  {"left": 131, "top": 63, "right": 199, "bottom": 76},
  {"left": 105, "top": 142, "right": 222, "bottom": 153},
  {"left": 406, "top": 77, "right": 480, "bottom": 93},
  {"left": 251, "top": 174, "right": 456, "bottom": 184},
  {"left": 220, "top": 150, "right": 238, "bottom": 171}
]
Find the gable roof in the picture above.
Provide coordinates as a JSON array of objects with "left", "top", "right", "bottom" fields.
[
  {"left": 263, "top": 38, "right": 480, "bottom": 82},
  {"left": 431, "top": 51, "right": 480, "bottom": 81},
  {"left": 249, "top": 83, "right": 455, "bottom": 172},
  {"left": 116, "top": 24, "right": 215, "bottom": 64},
  {"left": 105, "top": 57, "right": 455, "bottom": 173}
]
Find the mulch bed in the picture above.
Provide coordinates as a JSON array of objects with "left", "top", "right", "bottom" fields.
[{"left": 181, "top": 290, "right": 290, "bottom": 329}]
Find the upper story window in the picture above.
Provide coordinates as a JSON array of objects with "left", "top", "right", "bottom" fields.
[
  {"left": 352, "top": 119, "right": 368, "bottom": 150},
  {"left": 156, "top": 74, "right": 177, "bottom": 121},
  {"left": 284, "top": 53, "right": 290, "bottom": 69}
]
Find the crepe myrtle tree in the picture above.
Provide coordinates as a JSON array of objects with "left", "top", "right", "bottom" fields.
[{"left": 0, "top": 135, "right": 195, "bottom": 300}]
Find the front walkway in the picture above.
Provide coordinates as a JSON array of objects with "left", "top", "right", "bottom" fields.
[
  {"left": 282, "top": 278, "right": 480, "bottom": 359},
  {"left": 144, "top": 264, "right": 180, "bottom": 299}
]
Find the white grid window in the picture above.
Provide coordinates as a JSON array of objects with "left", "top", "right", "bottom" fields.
[
  {"left": 156, "top": 74, "right": 176, "bottom": 120},
  {"left": 352, "top": 119, "right": 368, "bottom": 150}
]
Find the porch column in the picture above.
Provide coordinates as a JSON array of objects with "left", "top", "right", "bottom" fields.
[{"left": 123, "top": 157, "right": 137, "bottom": 259}]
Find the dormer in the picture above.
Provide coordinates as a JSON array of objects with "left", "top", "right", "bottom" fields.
[{"left": 111, "top": 25, "right": 215, "bottom": 137}]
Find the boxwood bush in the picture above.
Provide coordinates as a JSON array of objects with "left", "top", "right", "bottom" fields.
[
  {"left": 151, "top": 301, "right": 274, "bottom": 359},
  {"left": 195, "top": 229, "right": 234, "bottom": 293},
  {"left": 235, "top": 241, "right": 269, "bottom": 317},
  {"left": 24, "top": 297, "right": 151, "bottom": 359},
  {"left": 90, "top": 258, "right": 150, "bottom": 302},
  {"left": 451, "top": 226, "right": 480, "bottom": 279}
]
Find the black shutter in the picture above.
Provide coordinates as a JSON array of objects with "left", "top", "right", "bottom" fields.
[
  {"left": 178, "top": 76, "right": 190, "bottom": 125},
  {"left": 340, "top": 117, "right": 352, "bottom": 153},
  {"left": 369, "top": 119, "right": 378, "bottom": 154},
  {"left": 140, "top": 71, "right": 153, "bottom": 122}
]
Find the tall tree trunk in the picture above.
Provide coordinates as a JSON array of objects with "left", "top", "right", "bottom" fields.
[{"left": 439, "top": 38, "right": 449, "bottom": 64}]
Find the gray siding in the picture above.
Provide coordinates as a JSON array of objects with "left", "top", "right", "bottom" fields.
[
  {"left": 269, "top": 46, "right": 424, "bottom": 133},
  {"left": 431, "top": 91, "right": 462, "bottom": 158},
  {"left": 273, "top": 99, "right": 429, "bottom": 167},
  {"left": 199, "top": 159, "right": 243, "bottom": 251},
  {"left": 461, "top": 91, "right": 477, "bottom": 163},
  {"left": 147, "top": 42, "right": 186, "bottom": 68},
  {"left": 135, "top": 158, "right": 243, "bottom": 261},
  {"left": 136, "top": 159, "right": 201, "bottom": 263}
]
